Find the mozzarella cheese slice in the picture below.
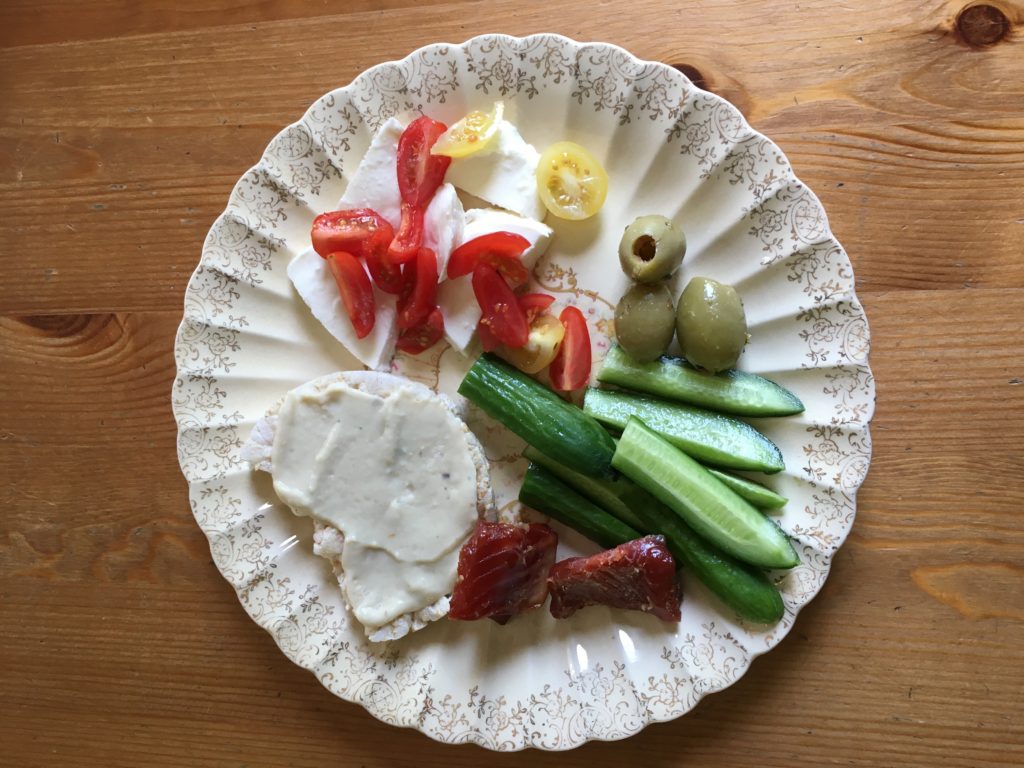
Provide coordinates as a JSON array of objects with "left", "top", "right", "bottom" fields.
[
  {"left": 423, "top": 182, "right": 465, "bottom": 280},
  {"left": 445, "top": 120, "right": 546, "bottom": 221},
  {"left": 338, "top": 117, "right": 404, "bottom": 230},
  {"left": 438, "top": 208, "right": 553, "bottom": 354},
  {"left": 287, "top": 248, "right": 398, "bottom": 370}
]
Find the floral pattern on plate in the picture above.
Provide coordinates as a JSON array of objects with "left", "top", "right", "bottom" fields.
[{"left": 172, "top": 34, "right": 874, "bottom": 751}]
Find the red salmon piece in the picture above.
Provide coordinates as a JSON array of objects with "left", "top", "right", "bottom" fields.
[
  {"left": 548, "top": 535, "right": 681, "bottom": 622},
  {"left": 449, "top": 521, "right": 558, "bottom": 624}
]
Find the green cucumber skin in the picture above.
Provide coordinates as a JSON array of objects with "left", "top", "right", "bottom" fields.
[
  {"left": 525, "top": 448, "right": 784, "bottom": 623},
  {"left": 613, "top": 418, "right": 799, "bottom": 569},
  {"left": 527, "top": 441, "right": 786, "bottom": 512},
  {"left": 707, "top": 468, "right": 788, "bottom": 510},
  {"left": 519, "top": 463, "right": 641, "bottom": 549},
  {"left": 598, "top": 345, "right": 805, "bottom": 416},
  {"left": 627, "top": 492, "right": 785, "bottom": 624},
  {"left": 584, "top": 387, "right": 785, "bottom": 473},
  {"left": 522, "top": 446, "right": 647, "bottom": 531},
  {"left": 458, "top": 354, "right": 616, "bottom": 478}
]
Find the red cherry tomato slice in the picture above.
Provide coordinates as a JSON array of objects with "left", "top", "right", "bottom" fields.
[
  {"left": 311, "top": 209, "right": 392, "bottom": 260},
  {"left": 549, "top": 306, "right": 591, "bottom": 391},
  {"left": 388, "top": 117, "right": 451, "bottom": 263},
  {"left": 364, "top": 245, "right": 404, "bottom": 294},
  {"left": 326, "top": 252, "right": 375, "bottom": 339},
  {"left": 397, "top": 117, "right": 451, "bottom": 207},
  {"left": 517, "top": 293, "right": 556, "bottom": 324},
  {"left": 397, "top": 248, "right": 439, "bottom": 331},
  {"left": 472, "top": 263, "right": 529, "bottom": 349},
  {"left": 388, "top": 203, "right": 425, "bottom": 265},
  {"left": 446, "top": 232, "right": 532, "bottom": 286},
  {"left": 396, "top": 306, "right": 445, "bottom": 355},
  {"left": 476, "top": 317, "right": 501, "bottom": 352}
]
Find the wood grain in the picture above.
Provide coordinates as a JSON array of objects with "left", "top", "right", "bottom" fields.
[
  {"left": 2, "top": 0, "right": 1023, "bottom": 765},
  {"left": 0, "top": 0, "right": 488, "bottom": 49}
]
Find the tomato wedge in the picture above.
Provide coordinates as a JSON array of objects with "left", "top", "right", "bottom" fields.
[
  {"left": 397, "top": 248, "right": 439, "bottom": 331},
  {"left": 326, "top": 252, "right": 375, "bottom": 339},
  {"left": 311, "top": 209, "right": 392, "bottom": 260},
  {"left": 364, "top": 246, "right": 404, "bottom": 294},
  {"left": 447, "top": 232, "right": 531, "bottom": 286},
  {"left": 476, "top": 317, "right": 501, "bottom": 352},
  {"left": 517, "top": 293, "right": 556, "bottom": 324},
  {"left": 390, "top": 204, "right": 425, "bottom": 265},
  {"left": 430, "top": 101, "right": 504, "bottom": 158},
  {"left": 472, "top": 263, "right": 529, "bottom": 349},
  {"left": 498, "top": 314, "right": 566, "bottom": 374},
  {"left": 389, "top": 117, "right": 451, "bottom": 264},
  {"left": 478, "top": 290, "right": 552, "bottom": 351},
  {"left": 396, "top": 307, "right": 445, "bottom": 355},
  {"left": 548, "top": 306, "right": 591, "bottom": 391}
]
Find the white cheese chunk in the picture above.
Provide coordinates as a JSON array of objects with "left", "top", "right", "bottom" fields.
[
  {"left": 337, "top": 117, "right": 404, "bottom": 230},
  {"left": 437, "top": 278, "right": 480, "bottom": 355},
  {"left": 270, "top": 381, "right": 479, "bottom": 632},
  {"left": 423, "top": 183, "right": 465, "bottom": 280},
  {"left": 287, "top": 248, "right": 397, "bottom": 370},
  {"left": 439, "top": 208, "right": 554, "bottom": 353},
  {"left": 445, "top": 120, "right": 545, "bottom": 221},
  {"left": 463, "top": 208, "right": 552, "bottom": 272}
]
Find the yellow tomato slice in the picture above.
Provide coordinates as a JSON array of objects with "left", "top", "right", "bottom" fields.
[
  {"left": 498, "top": 314, "right": 566, "bottom": 374},
  {"left": 536, "top": 141, "right": 608, "bottom": 220},
  {"left": 430, "top": 101, "right": 504, "bottom": 158}
]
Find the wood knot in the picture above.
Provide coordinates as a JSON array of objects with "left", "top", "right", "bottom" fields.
[
  {"left": 16, "top": 314, "right": 95, "bottom": 338},
  {"left": 670, "top": 63, "right": 709, "bottom": 91},
  {"left": 956, "top": 4, "right": 1010, "bottom": 46},
  {"left": 10, "top": 313, "right": 129, "bottom": 356}
]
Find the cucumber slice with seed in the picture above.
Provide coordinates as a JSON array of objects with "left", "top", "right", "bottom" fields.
[
  {"left": 584, "top": 387, "right": 785, "bottom": 473},
  {"left": 613, "top": 417, "right": 798, "bottom": 569},
  {"left": 598, "top": 345, "right": 804, "bottom": 416},
  {"left": 707, "top": 468, "right": 788, "bottom": 510}
]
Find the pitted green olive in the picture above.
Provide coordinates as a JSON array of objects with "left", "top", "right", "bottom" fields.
[
  {"left": 618, "top": 215, "right": 687, "bottom": 283},
  {"left": 614, "top": 282, "right": 676, "bottom": 362},
  {"left": 676, "top": 277, "right": 748, "bottom": 373}
]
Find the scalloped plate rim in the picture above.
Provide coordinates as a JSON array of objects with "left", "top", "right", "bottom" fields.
[{"left": 171, "top": 32, "right": 875, "bottom": 751}]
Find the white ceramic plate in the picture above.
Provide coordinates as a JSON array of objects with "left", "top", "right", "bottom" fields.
[{"left": 172, "top": 34, "right": 874, "bottom": 751}]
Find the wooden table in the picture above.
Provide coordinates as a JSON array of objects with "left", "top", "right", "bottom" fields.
[{"left": 2, "top": 1, "right": 1022, "bottom": 765}]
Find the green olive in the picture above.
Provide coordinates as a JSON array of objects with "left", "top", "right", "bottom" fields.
[
  {"left": 618, "top": 215, "right": 687, "bottom": 283},
  {"left": 676, "top": 277, "right": 748, "bottom": 373},
  {"left": 614, "top": 282, "right": 676, "bottom": 363}
]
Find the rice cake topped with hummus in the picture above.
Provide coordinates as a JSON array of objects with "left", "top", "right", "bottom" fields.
[{"left": 242, "top": 371, "right": 494, "bottom": 641}]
